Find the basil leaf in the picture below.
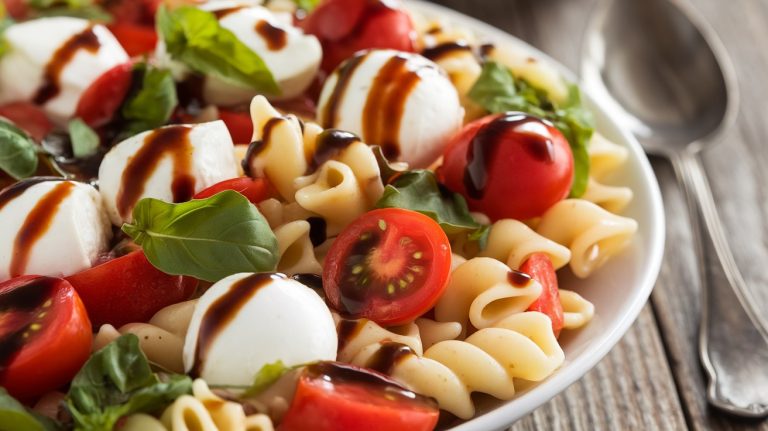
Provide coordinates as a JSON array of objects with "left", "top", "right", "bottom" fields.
[
  {"left": 0, "top": 119, "right": 38, "bottom": 180},
  {"left": 68, "top": 119, "right": 100, "bottom": 159},
  {"left": 376, "top": 170, "right": 488, "bottom": 245},
  {"left": 66, "top": 334, "right": 191, "bottom": 431},
  {"left": 294, "top": 0, "right": 320, "bottom": 11},
  {"left": 0, "top": 388, "right": 59, "bottom": 431},
  {"left": 157, "top": 6, "right": 279, "bottom": 94},
  {"left": 0, "top": 16, "right": 13, "bottom": 58},
  {"left": 469, "top": 61, "right": 594, "bottom": 197},
  {"left": 372, "top": 145, "right": 406, "bottom": 184},
  {"left": 244, "top": 361, "right": 290, "bottom": 397},
  {"left": 27, "top": 0, "right": 111, "bottom": 21},
  {"left": 122, "top": 190, "right": 279, "bottom": 282},
  {"left": 120, "top": 64, "right": 178, "bottom": 138}
]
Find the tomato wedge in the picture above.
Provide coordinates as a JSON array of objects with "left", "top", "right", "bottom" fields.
[
  {"left": 520, "top": 253, "right": 564, "bottom": 337},
  {"left": 107, "top": 24, "right": 158, "bottom": 57},
  {"left": 75, "top": 62, "right": 134, "bottom": 127},
  {"left": 323, "top": 208, "right": 451, "bottom": 325},
  {"left": 0, "top": 102, "right": 54, "bottom": 142},
  {"left": 193, "top": 177, "right": 275, "bottom": 204},
  {"left": 0, "top": 276, "right": 92, "bottom": 401},
  {"left": 279, "top": 362, "right": 439, "bottom": 431},
  {"left": 218, "top": 109, "right": 254, "bottom": 145},
  {"left": 65, "top": 250, "right": 197, "bottom": 328}
]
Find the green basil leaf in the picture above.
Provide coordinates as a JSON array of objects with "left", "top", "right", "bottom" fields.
[
  {"left": 294, "top": 0, "right": 320, "bottom": 11},
  {"left": 0, "top": 388, "right": 52, "bottom": 431},
  {"left": 66, "top": 334, "right": 192, "bottom": 431},
  {"left": 27, "top": 0, "right": 111, "bottom": 21},
  {"left": 376, "top": 170, "right": 488, "bottom": 242},
  {"left": 0, "top": 119, "right": 38, "bottom": 180},
  {"left": 372, "top": 145, "right": 406, "bottom": 184},
  {"left": 122, "top": 190, "right": 279, "bottom": 282},
  {"left": 120, "top": 64, "right": 178, "bottom": 138},
  {"left": 157, "top": 6, "right": 279, "bottom": 94},
  {"left": 244, "top": 360, "right": 290, "bottom": 397},
  {"left": 469, "top": 61, "right": 594, "bottom": 197},
  {"left": 0, "top": 16, "right": 13, "bottom": 58},
  {"left": 68, "top": 119, "right": 100, "bottom": 159}
]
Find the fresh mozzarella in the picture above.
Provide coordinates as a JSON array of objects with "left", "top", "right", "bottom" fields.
[
  {"left": 199, "top": 1, "right": 322, "bottom": 103},
  {"left": 183, "top": 272, "right": 338, "bottom": 386},
  {"left": 98, "top": 120, "right": 240, "bottom": 225},
  {"left": 317, "top": 49, "right": 465, "bottom": 168},
  {"left": 0, "top": 180, "right": 111, "bottom": 281},
  {"left": 0, "top": 17, "right": 129, "bottom": 126}
]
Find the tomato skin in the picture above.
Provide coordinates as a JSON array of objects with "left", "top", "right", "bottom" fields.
[
  {"left": 520, "top": 253, "right": 564, "bottom": 337},
  {"left": 323, "top": 208, "right": 451, "bottom": 326},
  {"left": 0, "top": 102, "right": 54, "bottom": 142},
  {"left": 438, "top": 113, "right": 574, "bottom": 221},
  {"left": 193, "top": 177, "right": 275, "bottom": 204},
  {"left": 107, "top": 24, "right": 158, "bottom": 57},
  {"left": 279, "top": 362, "right": 438, "bottom": 431},
  {"left": 218, "top": 109, "right": 254, "bottom": 145},
  {"left": 65, "top": 250, "right": 197, "bottom": 328},
  {"left": 0, "top": 276, "right": 92, "bottom": 401},
  {"left": 75, "top": 62, "right": 134, "bottom": 127},
  {"left": 301, "top": 0, "right": 416, "bottom": 73},
  {"left": 3, "top": 0, "right": 29, "bottom": 19}
]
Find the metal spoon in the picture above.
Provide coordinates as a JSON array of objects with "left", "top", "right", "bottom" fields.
[{"left": 582, "top": 0, "right": 768, "bottom": 418}]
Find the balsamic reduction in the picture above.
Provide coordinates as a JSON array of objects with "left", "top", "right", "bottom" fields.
[
  {"left": 0, "top": 177, "right": 62, "bottom": 213},
  {"left": 507, "top": 270, "right": 533, "bottom": 287},
  {"left": 255, "top": 20, "right": 287, "bottom": 51},
  {"left": 422, "top": 41, "right": 473, "bottom": 62},
  {"left": 321, "top": 54, "right": 367, "bottom": 129},
  {"left": 240, "top": 117, "right": 284, "bottom": 177},
  {"left": 310, "top": 129, "right": 361, "bottom": 171},
  {"left": 34, "top": 27, "right": 100, "bottom": 105},
  {"left": 336, "top": 318, "right": 366, "bottom": 353},
  {"left": 365, "top": 341, "right": 417, "bottom": 375},
  {"left": 306, "top": 217, "right": 327, "bottom": 247}
]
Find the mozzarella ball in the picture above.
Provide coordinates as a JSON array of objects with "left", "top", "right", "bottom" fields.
[
  {"left": 98, "top": 120, "right": 239, "bottom": 225},
  {"left": 0, "top": 179, "right": 111, "bottom": 281},
  {"left": 198, "top": 1, "right": 322, "bottom": 103},
  {"left": 317, "top": 49, "right": 465, "bottom": 168},
  {"left": 183, "top": 272, "right": 338, "bottom": 386},
  {"left": 0, "top": 17, "right": 129, "bottom": 125}
]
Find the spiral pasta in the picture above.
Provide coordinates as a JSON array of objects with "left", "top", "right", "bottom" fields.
[
  {"left": 480, "top": 218, "right": 571, "bottom": 270},
  {"left": 581, "top": 177, "right": 633, "bottom": 214},
  {"left": 588, "top": 132, "right": 629, "bottom": 180},
  {"left": 334, "top": 312, "right": 423, "bottom": 362},
  {"left": 536, "top": 199, "right": 638, "bottom": 278},
  {"left": 274, "top": 220, "right": 323, "bottom": 275},
  {"left": 560, "top": 289, "right": 596, "bottom": 330}
]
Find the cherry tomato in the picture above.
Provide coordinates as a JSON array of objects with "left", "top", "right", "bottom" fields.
[
  {"left": 279, "top": 362, "right": 439, "bottom": 431},
  {"left": 3, "top": 0, "right": 29, "bottom": 19},
  {"left": 65, "top": 250, "right": 197, "bottom": 328},
  {"left": 193, "top": 177, "right": 275, "bottom": 204},
  {"left": 0, "top": 102, "right": 53, "bottom": 142},
  {"left": 107, "top": 24, "right": 158, "bottom": 57},
  {"left": 75, "top": 62, "right": 134, "bottom": 127},
  {"left": 301, "top": 0, "right": 416, "bottom": 73},
  {"left": 323, "top": 208, "right": 451, "bottom": 325},
  {"left": 520, "top": 253, "right": 564, "bottom": 337},
  {"left": 218, "top": 109, "right": 254, "bottom": 145},
  {"left": 438, "top": 113, "right": 574, "bottom": 221},
  {"left": 101, "top": 0, "right": 160, "bottom": 26},
  {"left": 0, "top": 276, "right": 92, "bottom": 401}
]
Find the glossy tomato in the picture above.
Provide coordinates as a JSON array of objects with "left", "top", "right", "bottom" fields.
[
  {"left": 75, "top": 62, "right": 134, "bottom": 127},
  {"left": 218, "top": 109, "right": 253, "bottom": 145},
  {"left": 520, "top": 253, "right": 564, "bottom": 337},
  {"left": 107, "top": 23, "right": 158, "bottom": 57},
  {"left": 279, "top": 362, "right": 439, "bottom": 431},
  {"left": 323, "top": 208, "right": 451, "bottom": 325},
  {"left": 193, "top": 177, "right": 275, "bottom": 204},
  {"left": 65, "top": 250, "right": 197, "bottom": 328},
  {"left": 438, "top": 113, "right": 574, "bottom": 221},
  {"left": 0, "top": 276, "right": 92, "bottom": 401},
  {"left": 301, "top": 0, "right": 416, "bottom": 73},
  {"left": 0, "top": 102, "right": 53, "bottom": 141}
]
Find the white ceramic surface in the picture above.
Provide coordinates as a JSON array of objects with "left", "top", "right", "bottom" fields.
[{"left": 404, "top": 2, "right": 667, "bottom": 430}]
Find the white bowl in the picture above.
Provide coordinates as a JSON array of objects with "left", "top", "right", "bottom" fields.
[{"left": 405, "top": 1, "right": 666, "bottom": 429}]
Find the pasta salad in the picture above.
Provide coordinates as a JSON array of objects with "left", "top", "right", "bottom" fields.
[{"left": 0, "top": 0, "right": 638, "bottom": 430}]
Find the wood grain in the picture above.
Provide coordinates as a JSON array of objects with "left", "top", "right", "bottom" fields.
[{"left": 426, "top": 0, "right": 768, "bottom": 429}]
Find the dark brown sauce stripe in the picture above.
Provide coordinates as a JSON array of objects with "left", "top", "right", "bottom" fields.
[
  {"left": 34, "top": 27, "right": 100, "bottom": 105},
  {"left": 255, "top": 20, "right": 287, "bottom": 51},
  {"left": 310, "top": 129, "right": 360, "bottom": 170},
  {"left": 116, "top": 126, "right": 194, "bottom": 219},
  {"left": 337, "top": 318, "right": 366, "bottom": 353},
  {"left": 191, "top": 273, "right": 285, "bottom": 377},
  {"left": 0, "top": 177, "right": 62, "bottom": 213},
  {"left": 366, "top": 341, "right": 417, "bottom": 375},
  {"left": 322, "top": 53, "right": 367, "bottom": 129},
  {"left": 10, "top": 182, "right": 75, "bottom": 277},
  {"left": 241, "top": 117, "right": 285, "bottom": 177},
  {"left": 422, "top": 41, "right": 472, "bottom": 61},
  {"left": 307, "top": 217, "right": 327, "bottom": 247},
  {"left": 508, "top": 270, "right": 533, "bottom": 287},
  {"left": 212, "top": 6, "right": 245, "bottom": 19}
]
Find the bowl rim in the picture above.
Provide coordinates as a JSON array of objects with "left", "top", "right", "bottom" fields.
[{"left": 404, "top": 1, "right": 667, "bottom": 429}]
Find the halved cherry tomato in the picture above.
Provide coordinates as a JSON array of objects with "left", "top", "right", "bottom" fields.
[
  {"left": 438, "top": 113, "right": 574, "bottom": 221},
  {"left": 279, "top": 362, "right": 439, "bottom": 431},
  {"left": 107, "top": 24, "right": 158, "bottom": 57},
  {"left": 218, "top": 109, "right": 254, "bottom": 145},
  {"left": 75, "top": 62, "right": 134, "bottom": 127},
  {"left": 0, "top": 276, "right": 92, "bottom": 401},
  {"left": 0, "top": 102, "right": 54, "bottom": 142},
  {"left": 301, "top": 0, "right": 416, "bottom": 73},
  {"left": 65, "top": 250, "right": 197, "bottom": 328},
  {"left": 521, "top": 253, "right": 564, "bottom": 337},
  {"left": 323, "top": 208, "right": 451, "bottom": 325},
  {"left": 3, "top": 0, "right": 29, "bottom": 19},
  {"left": 193, "top": 177, "right": 275, "bottom": 204}
]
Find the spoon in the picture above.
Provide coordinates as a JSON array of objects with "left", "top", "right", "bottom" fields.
[{"left": 582, "top": 0, "right": 768, "bottom": 418}]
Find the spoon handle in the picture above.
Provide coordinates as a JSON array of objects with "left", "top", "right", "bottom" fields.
[{"left": 672, "top": 150, "right": 768, "bottom": 418}]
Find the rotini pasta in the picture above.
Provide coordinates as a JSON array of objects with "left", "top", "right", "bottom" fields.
[
  {"left": 560, "top": 289, "right": 596, "bottom": 330},
  {"left": 480, "top": 218, "right": 571, "bottom": 270},
  {"left": 581, "top": 177, "right": 633, "bottom": 214},
  {"left": 334, "top": 313, "right": 423, "bottom": 362},
  {"left": 274, "top": 220, "right": 323, "bottom": 275},
  {"left": 588, "top": 132, "right": 630, "bottom": 180}
]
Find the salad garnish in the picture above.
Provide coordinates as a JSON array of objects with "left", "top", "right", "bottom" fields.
[{"left": 0, "top": 119, "right": 38, "bottom": 180}]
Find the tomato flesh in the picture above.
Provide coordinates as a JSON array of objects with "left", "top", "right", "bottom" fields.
[
  {"left": 521, "top": 253, "right": 564, "bottom": 337},
  {"left": 108, "top": 24, "right": 158, "bottom": 57},
  {"left": 438, "top": 113, "right": 574, "bottom": 221},
  {"left": 193, "top": 177, "right": 275, "bottom": 204},
  {"left": 218, "top": 109, "right": 254, "bottom": 145},
  {"left": 0, "top": 276, "right": 92, "bottom": 401},
  {"left": 0, "top": 102, "right": 54, "bottom": 142},
  {"left": 75, "top": 62, "right": 134, "bottom": 127},
  {"left": 65, "top": 250, "right": 197, "bottom": 328},
  {"left": 323, "top": 208, "right": 451, "bottom": 325},
  {"left": 279, "top": 362, "right": 438, "bottom": 431}
]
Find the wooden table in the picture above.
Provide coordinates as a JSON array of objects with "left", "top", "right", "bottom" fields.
[{"left": 427, "top": 0, "right": 768, "bottom": 429}]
